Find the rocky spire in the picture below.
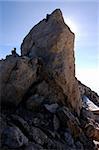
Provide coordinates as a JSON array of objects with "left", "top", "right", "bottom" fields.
[
  {"left": 0, "top": 9, "right": 99, "bottom": 150},
  {"left": 21, "top": 9, "right": 81, "bottom": 115}
]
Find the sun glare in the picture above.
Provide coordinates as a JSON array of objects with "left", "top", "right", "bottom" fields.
[{"left": 64, "top": 18, "right": 78, "bottom": 34}]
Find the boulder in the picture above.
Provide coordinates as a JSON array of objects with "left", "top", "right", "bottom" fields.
[
  {"left": 0, "top": 55, "right": 19, "bottom": 84},
  {"left": 30, "top": 126, "right": 56, "bottom": 148},
  {"left": 30, "top": 126, "right": 74, "bottom": 149},
  {"left": 36, "top": 80, "right": 66, "bottom": 104},
  {"left": 85, "top": 123, "right": 99, "bottom": 141},
  {"left": 0, "top": 115, "right": 7, "bottom": 148},
  {"left": 0, "top": 56, "right": 40, "bottom": 107},
  {"left": 78, "top": 132, "right": 96, "bottom": 150},
  {"left": 8, "top": 115, "right": 30, "bottom": 138},
  {"left": 80, "top": 108, "right": 99, "bottom": 141},
  {"left": 92, "top": 110, "right": 99, "bottom": 123},
  {"left": 2, "top": 126, "right": 28, "bottom": 148},
  {"left": 0, "top": 9, "right": 98, "bottom": 150},
  {"left": 21, "top": 9, "right": 82, "bottom": 115},
  {"left": 57, "top": 106, "right": 82, "bottom": 138}
]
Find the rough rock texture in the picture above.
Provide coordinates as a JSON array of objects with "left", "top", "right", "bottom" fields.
[
  {"left": 0, "top": 56, "right": 41, "bottom": 107},
  {"left": 78, "top": 80, "right": 99, "bottom": 107},
  {"left": 85, "top": 123, "right": 99, "bottom": 141},
  {"left": 2, "top": 126, "right": 28, "bottom": 148},
  {"left": 80, "top": 108, "right": 99, "bottom": 141},
  {"left": 57, "top": 106, "right": 82, "bottom": 138},
  {"left": 21, "top": 9, "right": 81, "bottom": 115},
  {"left": 0, "top": 9, "right": 99, "bottom": 150},
  {"left": 92, "top": 110, "right": 99, "bottom": 123}
]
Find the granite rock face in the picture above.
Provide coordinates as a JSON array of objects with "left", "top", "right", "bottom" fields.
[
  {"left": 21, "top": 9, "right": 81, "bottom": 114},
  {"left": 0, "top": 9, "right": 99, "bottom": 150}
]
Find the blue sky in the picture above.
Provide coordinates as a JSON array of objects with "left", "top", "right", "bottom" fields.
[{"left": 0, "top": 0, "right": 99, "bottom": 93}]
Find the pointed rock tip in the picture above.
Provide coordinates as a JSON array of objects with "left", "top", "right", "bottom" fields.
[
  {"left": 50, "top": 9, "right": 74, "bottom": 35},
  {"left": 50, "top": 9, "right": 63, "bottom": 21},
  {"left": 51, "top": 9, "right": 62, "bottom": 15}
]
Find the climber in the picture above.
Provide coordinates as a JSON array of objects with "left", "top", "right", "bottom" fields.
[
  {"left": 46, "top": 14, "right": 50, "bottom": 22},
  {"left": 11, "top": 48, "right": 18, "bottom": 57}
]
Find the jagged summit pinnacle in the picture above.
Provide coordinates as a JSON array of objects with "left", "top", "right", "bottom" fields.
[
  {"left": 49, "top": 9, "right": 64, "bottom": 22},
  {"left": 49, "top": 9, "right": 72, "bottom": 33},
  {"left": 21, "top": 9, "right": 81, "bottom": 115},
  {"left": 51, "top": 8, "right": 62, "bottom": 15}
]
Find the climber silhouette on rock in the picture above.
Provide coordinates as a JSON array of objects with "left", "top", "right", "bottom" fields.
[{"left": 11, "top": 48, "right": 19, "bottom": 57}]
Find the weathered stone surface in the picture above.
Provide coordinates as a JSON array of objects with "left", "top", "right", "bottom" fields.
[
  {"left": 78, "top": 80, "right": 99, "bottom": 107},
  {"left": 30, "top": 126, "right": 56, "bottom": 148},
  {"left": 30, "top": 126, "right": 74, "bottom": 150},
  {"left": 8, "top": 115, "right": 31, "bottom": 138},
  {"left": 57, "top": 106, "right": 82, "bottom": 138},
  {"left": 24, "top": 142, "right": 43, "bottom": 150},
  {"left": 94, "top": 141, "right": 99, "bottom": 150},
  {"left": 53, "top": 114, "right": 60, "bottom": 131},
  {"left": 85, "top": 123, "right": 99, "bottom": 141},
  {"left": 80, "top": 108, "right": 99, "bottom": 141},
  {"left": 0, "top": 56, "right": 40, "bottom": 106},
  {"left": 26, "top": 94, "right": 44, "bottom": 111},
  {"left": 0, "top": 9, "right": 98, "bottom": 150},
  {"left": 21, "top": 9, "right": 82, "bottom": 115},
  {"left": 44, "top": 103, "right": 59, "bottom": 113},
  {"left": 75, "top": 141, "right": 84, "bottom": 150},
  {"left": 64, "top": 130, "right": 75, "bottom": 148},
  {"left": 2, "top": 126, "right": 28, "bottom": 148}
]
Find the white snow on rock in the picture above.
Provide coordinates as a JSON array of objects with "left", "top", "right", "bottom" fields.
[{"left": 82, "top": 95, "right": 99, "bottom": 111}]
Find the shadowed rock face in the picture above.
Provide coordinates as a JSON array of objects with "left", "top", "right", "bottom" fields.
[
  {"left": 0, "top": 9, "right": 99, "bottom": 150},
  {"left": 0, "top": 56, "right": 40, "bottom": 106},
  {"left": 21, "top": 9, "right": 82, "bottom": 115}
]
